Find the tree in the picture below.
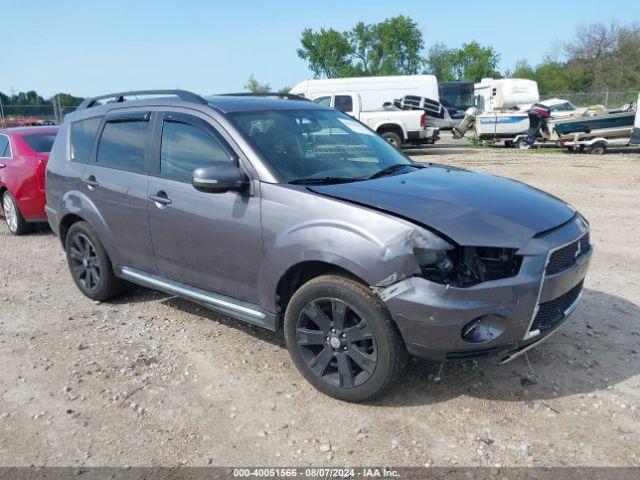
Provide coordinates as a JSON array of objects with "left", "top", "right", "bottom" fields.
[
  {"left": 244, "top": 74, "right": 271, "bottom": 93},
  {"left": 565, "top": 21, "right": 640, "bottom": 91},
  {"left": 52, "top": 93, "right": 85, "bottom": 107},
  {"left": 424, "top": 43, "right": 455, "bottom": 81},
  {"left": 349, "top": 16, "right": 424, "bottom": 75},
  {"left": 425, "top": 41, "right": 500, "bottom": 82},
  {"left": 297, "top": 28, "right": 354, "bottom": 78},
  {"left": 297, "top": 16, "right": 424, "bottom": 78}
]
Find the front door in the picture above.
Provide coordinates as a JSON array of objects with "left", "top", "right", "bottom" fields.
[
  {"left": 146, "top": 109, "right": 262, "bottom": 303},
  {"left": 81, "top": 109, "right": 157, "bottom": 272}
]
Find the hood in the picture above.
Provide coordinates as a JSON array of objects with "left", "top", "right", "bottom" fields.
[{"left": 310, "top": 166, "right": 575, "bottom": 248}]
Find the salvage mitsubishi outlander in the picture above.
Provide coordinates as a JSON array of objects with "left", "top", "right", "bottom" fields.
[{"left": 45, "top": 90, "right": 592, "bottom": 402}]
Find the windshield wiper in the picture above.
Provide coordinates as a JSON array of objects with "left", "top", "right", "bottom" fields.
[
  {"left": 367, "top": 163, "right": 424, "bottom": 180},
  {"left": 289, "top": 177, "right": 362, "bottom": 185}
]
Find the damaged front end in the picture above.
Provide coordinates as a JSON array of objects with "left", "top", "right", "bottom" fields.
[
  {"left": 417, "top": 245, "right": 523, "bottom": 288},
  {"left": 373, "top": 226, "right": 524, "bottom": 297}
]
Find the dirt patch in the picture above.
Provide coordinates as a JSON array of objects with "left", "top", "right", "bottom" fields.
[{"left": 0, "top": 146, "right": 639, "bottom": 467}]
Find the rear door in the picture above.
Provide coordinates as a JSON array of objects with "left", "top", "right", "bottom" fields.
[
  {"left": 146, "top": 108, "right": 262, "bottom": 302},
  {"left": 81, "top": 108, "right": 157, "bottom": 272}
]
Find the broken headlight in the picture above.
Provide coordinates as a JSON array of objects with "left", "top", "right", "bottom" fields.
[{"left": 416, "top": 246, "right": 522, "bottom": 288}]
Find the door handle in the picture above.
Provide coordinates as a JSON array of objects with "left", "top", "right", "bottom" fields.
[
  {"left": 0, "top": 163, "right": 6, "bottom": 169},
  {"left": 149, "top": 191, "right": 172, "bottom": 207},
  {"left": 82, "top": 175, "right": 99, "bottom": 189}
]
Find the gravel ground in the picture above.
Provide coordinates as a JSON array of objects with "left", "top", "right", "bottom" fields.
[{"left": 0, "top": 142, "right": 639, "bottom": 468}]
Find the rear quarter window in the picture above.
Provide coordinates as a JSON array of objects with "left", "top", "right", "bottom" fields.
[{"left": 70, "top": 117, "right": 102, "bottom": 162}]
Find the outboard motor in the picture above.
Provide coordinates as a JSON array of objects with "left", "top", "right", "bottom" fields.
[
  {"left": 452, "top": 107, "right": 480, "bottom": 139},
  {"left": 525, "top": 103, "right": 551, "bottom": 147}
]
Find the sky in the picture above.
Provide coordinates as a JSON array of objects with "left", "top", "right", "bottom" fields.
[{"left": 1, "top": 0, "right": 638, "bottom": 99}]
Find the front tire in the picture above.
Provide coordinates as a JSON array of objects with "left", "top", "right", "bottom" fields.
[
  {"left": 65, "top": 221, "right": 125, "bottom": 301},
  {"left": 2, "top": 191, "right": 31, "bottom": 235},
  {"left": 284, "top": 275, "right": 407, "bottom": 402},
  {"left": 381, "top": 131, "right": 403, "bottom": 150}
]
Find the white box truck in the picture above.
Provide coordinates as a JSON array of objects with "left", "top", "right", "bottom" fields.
[{"left": 290, "top": 75, "right": 440, "bottom": 148}]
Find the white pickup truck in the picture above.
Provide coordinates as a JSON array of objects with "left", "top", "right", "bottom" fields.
[{"left": 310, "top": 93, "right": 440, "bottom": 149}]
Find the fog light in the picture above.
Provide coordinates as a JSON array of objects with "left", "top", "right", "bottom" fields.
[
  {"left": 460, "top": 315, "right": 507, "bottom": 344},
  {"left": 461, "top": 318, "right": 481, "bottom": 339}
]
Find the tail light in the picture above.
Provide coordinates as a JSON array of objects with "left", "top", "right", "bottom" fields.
[
  {"left": 420, "top": 112, "right": 427, "bottom": 128},
  {"left": 35, "top": 156, "right": 47, "bottom": 190}
]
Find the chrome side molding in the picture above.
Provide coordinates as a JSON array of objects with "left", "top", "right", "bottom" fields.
[{"left": 117, "top": 266, "right": 277, "bottom": 330}]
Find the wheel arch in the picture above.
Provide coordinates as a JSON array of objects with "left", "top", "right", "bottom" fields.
[
  {"left": 275, "top": 260, "right": 369, "bottom": 320},
  {"left": 375, "top": 123, "right": 406, "bottom": 140}
]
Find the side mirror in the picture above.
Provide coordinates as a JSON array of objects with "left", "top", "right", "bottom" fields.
[{"left": 192, "top": 162, "right": 248, "bottom": 194}]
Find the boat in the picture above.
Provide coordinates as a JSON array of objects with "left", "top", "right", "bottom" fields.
[
  {"left": 547, "top": 106, "right": 636, "bottom": 141},
  {"left": 627, "top": 93, "right": 639, "bottom": 145}
]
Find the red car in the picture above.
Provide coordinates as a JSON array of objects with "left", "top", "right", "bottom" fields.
[{"left": 0, "top": 126, "right": 59, "bottom": 235}]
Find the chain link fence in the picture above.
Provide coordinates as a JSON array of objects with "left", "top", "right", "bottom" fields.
[
  {"left": 0, "top": 104, "right": 80, "bottom": 128},
  {"left": 541, "top": 91, "right": 638, "bottom": 108}
]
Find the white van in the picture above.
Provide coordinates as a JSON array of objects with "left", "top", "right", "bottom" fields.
[
  {"left": 474, "top": 78, "right": 539, "bottom": 112},
  {"left": 290, "top": 75, "right": 439, "bottom": 110}
]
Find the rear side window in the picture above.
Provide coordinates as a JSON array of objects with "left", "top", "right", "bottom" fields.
[
  {"left": 71, "top": 117, "right": 102, "bottom": 162},
  {"left": 97, "top": 120, "right": 148, "bottom": 173},
  {"left": 23, "top": 133, "right": 57, "bottom": 153},
  {"left": 0, "top": 135, "right": 10, "bottom": 158},
  {"left": 161, "top": 120, "right": 233, "bottom": 181},
  {"left": 334, "top": 95, "right": 353, "bottom": 112}
]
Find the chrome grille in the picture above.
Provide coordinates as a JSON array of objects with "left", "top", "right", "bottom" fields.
[
  {"left": 530, "top": 281, "right": 583, "bottom": 332},
  {"left": 546, "top": 232, "right": 590, "bottom": 276}
]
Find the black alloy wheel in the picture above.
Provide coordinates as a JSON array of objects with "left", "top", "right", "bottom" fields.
[
  {"left": 68, "top": 232, "right": 102, "bottom": 294},
  {"left": 295, "top": 297, "right": 377, "bottom": 389},
  {"left": 284, "top": 275, "right": 407, "bottom": 402}
]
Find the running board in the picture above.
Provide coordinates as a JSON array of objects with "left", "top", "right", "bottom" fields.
[{"left": 116, "top": 266, "right": 278, "bottom": 331}]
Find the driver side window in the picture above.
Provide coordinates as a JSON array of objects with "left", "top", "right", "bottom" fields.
[
  {"left": 313, "top": 96, "right": 331, "bottom": 106},
  {"left": 161, "top": 119, "right": 233, "bottom": 181}
]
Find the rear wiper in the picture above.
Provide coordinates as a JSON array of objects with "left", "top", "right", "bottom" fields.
[
  {"left": 367, "top": 163, "right": 424, "bottom": 180},
  {"left": 289, "top": 177, "right": 362, "bottom": 185}
]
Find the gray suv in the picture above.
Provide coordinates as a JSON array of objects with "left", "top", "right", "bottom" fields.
[{"left": 46, "top": 90, "right": 592, "bottom": 402}]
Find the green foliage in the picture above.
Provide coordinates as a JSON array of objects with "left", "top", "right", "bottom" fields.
[
  {"left": 297, "top": 28, "right": 354, "bottom": 78},
  {"left": 244, "top": 74, "right": 271, "bottom": 93},
  {"left": 0, "top": 91, "right": 84, "bottom": 106},
  {"left": 53, "top": 93, "right": 85, "bottom": 107},
  {"left": 507, "top": 22, "right": 640, "bottom": 95},
  {"left": 425, "top": 41, "right": 501, "bottom": 82},
  {"left": 297, "top": 16, "right": 424, "bottom": 78}
]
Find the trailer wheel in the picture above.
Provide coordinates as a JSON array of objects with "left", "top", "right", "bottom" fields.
[{"left": 587, "top": 143, "right": 606, "bottom": 155}]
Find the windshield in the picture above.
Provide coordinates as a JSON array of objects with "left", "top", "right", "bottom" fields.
[
  {"left": 438, "top": 83, "right": 475, "bottom": 110},
  {"left": 229, "top": 109, "right": 411, "bottom": 183}
]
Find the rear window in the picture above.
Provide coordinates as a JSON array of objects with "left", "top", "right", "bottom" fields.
[
  {"left": 71, "top": 117, "right": 102, "bottom": 162},
  {"left": 23, "top": 133, "right": 57, "bottom": 153},
  {"left": 97, "top": 120, "right": 148, "bottom": 173}
]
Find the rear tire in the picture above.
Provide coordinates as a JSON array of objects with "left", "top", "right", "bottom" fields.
[
  {"left": 381, "top": 132, "right": 403, "bottom": 150},
  {"left": 65, "top": 221, "right": 125, "bottom": 301},
  {"left": 2, "top": 191, "right": 31, "bottom": 236},
  {"left": 284, "top": 275, "right": 407, "bottom": 402}
]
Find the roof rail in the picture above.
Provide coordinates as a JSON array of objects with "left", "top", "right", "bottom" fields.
[
  {"left": 217, "top": 92, "right": 310, "bottom": 102},
  {"left": 77, "top": 89, "right": 208, "bottom": 109}
]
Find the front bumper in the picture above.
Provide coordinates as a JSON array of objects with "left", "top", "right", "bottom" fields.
[{"left": 384, "top": 215, "right": 592, "bottom": 362}]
